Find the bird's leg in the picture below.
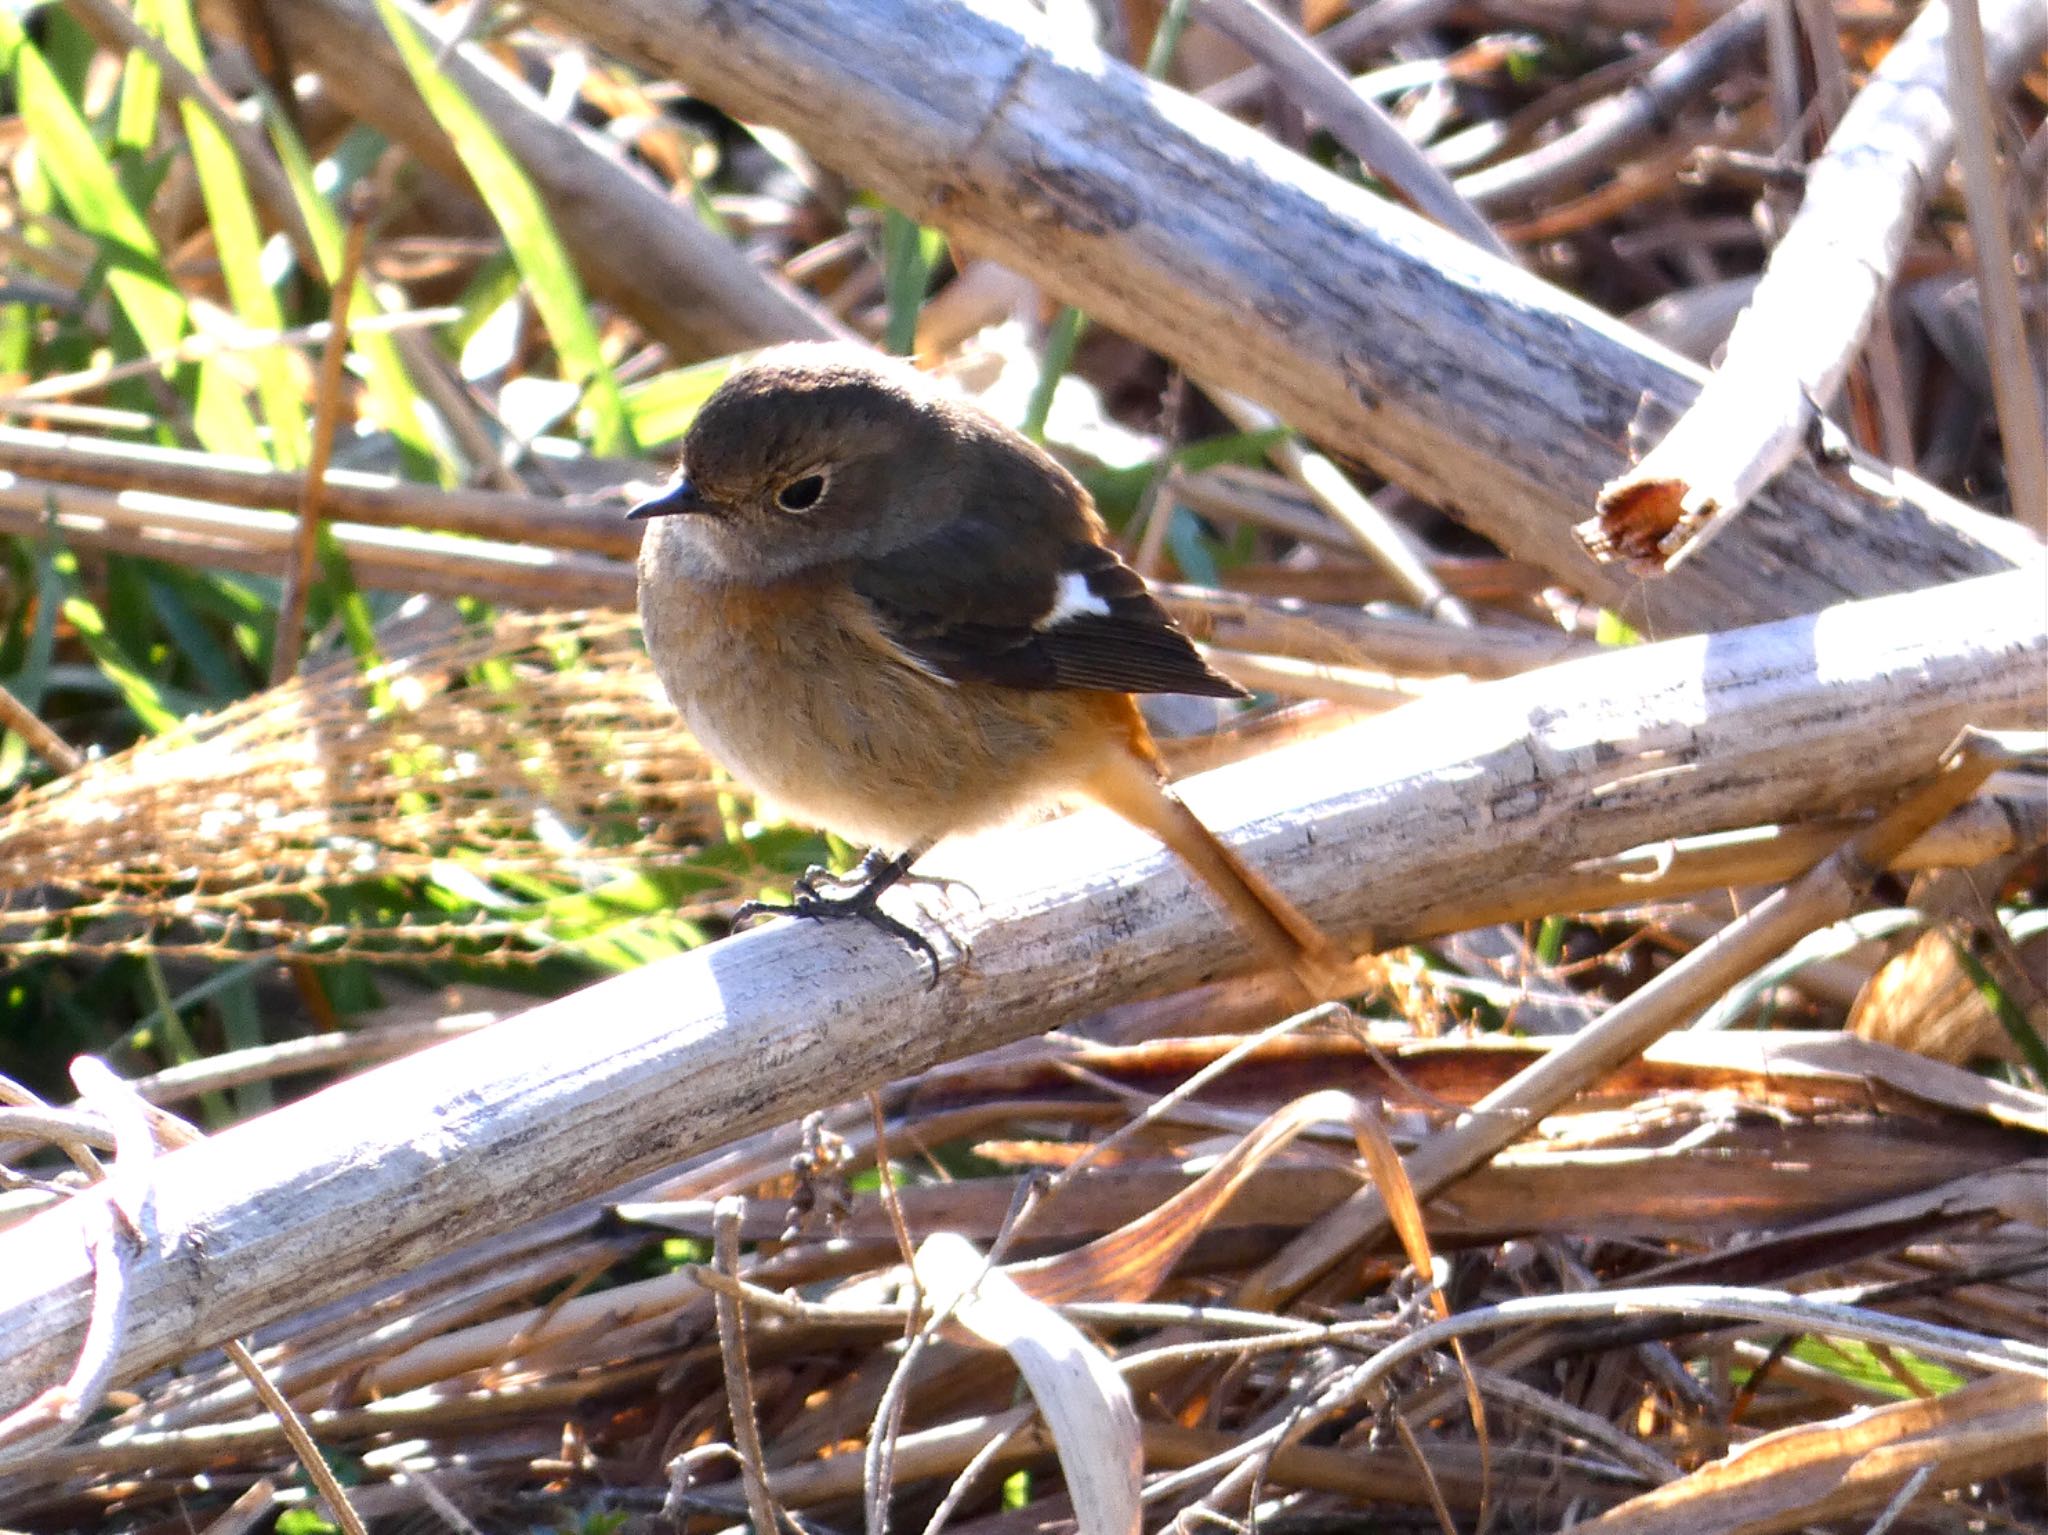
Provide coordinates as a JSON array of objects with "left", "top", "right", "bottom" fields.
[
  {"left": 795, "top": 848, "right": 976, "bottom": 905},
  {"left": 790, "top": 848, "right": 897, "bottom": 900},
  {"left": 736, "top": 844, "right": 946, "bottom": 979}
]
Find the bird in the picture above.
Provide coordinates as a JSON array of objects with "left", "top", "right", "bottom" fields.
[{"left": 629, "top": 342, "right": 1346, "bottom": 995}]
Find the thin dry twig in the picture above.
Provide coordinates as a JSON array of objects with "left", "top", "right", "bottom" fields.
[
  {"left": 0, "top": 680, "right": 82, "bottom": 775},
  {"left": 1156, "top": 584, "right": 1594, "bottom": 675},
  {"left": 220, "top": 1340, "right": 369, "bottom": 1535},
  {"left": 0, "top": 424, "right": 636, "bottom": 556},
  {"left": 271, "top": 197, "right": 371, "bottom": 684},
  {"left": 711, "top": 1197, "right": 785, "bottom": 1535},
  {"left": 1200, "top": 0, "right": 1460, "bottom": 112},
  {"left": 1458, "top": 0, "right": 1769, "bottom": 209},
  {"left": 1192, "top": 0, "right": 1511, "bottom": 259},
  {"left": 1209, "top": 391, "right": 1475, "bottom": 627}
]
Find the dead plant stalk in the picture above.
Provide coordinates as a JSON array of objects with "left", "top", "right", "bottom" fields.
[{"left": 0, "top": 572, "right": 2037, "bottom": 1410}]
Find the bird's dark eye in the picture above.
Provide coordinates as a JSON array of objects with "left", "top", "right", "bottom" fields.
[{"left": 775, "top": 473, "right": 827, "bottom": 512}]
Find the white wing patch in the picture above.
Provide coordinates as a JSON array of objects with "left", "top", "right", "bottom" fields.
[{"left": 1039, "top": 570, "right": 1112, "bottom": 629}]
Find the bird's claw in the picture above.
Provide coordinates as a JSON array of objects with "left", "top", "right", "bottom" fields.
[
  {"left": 735, "top": 871, "right": 942, "bottom": 985},
  {"left": 898, "top": 869, "right": 978, "bottom": 905}
]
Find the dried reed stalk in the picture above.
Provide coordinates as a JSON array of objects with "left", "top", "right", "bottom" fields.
[
  {"left": 1591, "top": 0, "right": 2048, "bottom": 567},
  {"left": 526, "top": 0, "right": 2033, "bottom": 632},
  {"left": 0, "top": 569, "right": 2037, "bottom": 1411}
]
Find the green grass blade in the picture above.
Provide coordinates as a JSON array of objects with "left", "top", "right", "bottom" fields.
[
  {"left": 7, "top": 526, "right": 63, "bottom": 711},
  {"left": 61, "top": 590, "right": 182, "bottom": 737},
  {"left": 1947, "top": 934, "right": 2048, "bottom": 1081},
  {"left": 0, "top": 12, "right": 185, "bottom": 358},
  {"left": 40, "top": 8, "right": 96, "bottom": 100},
  {"left": 156, "top": 0, "right": 311, "bottom": 469},
  {"left": 372, "top": 0, "right": 632, "bottom": 456},
  {"left": 209, "top": 971, "right": 275, "bottom": 1117},
  {"left": 268, "top": 116, "right": 453, "bottom": 482},
  {"left": 881, "top": 208, "right": 943, "bottom": 357},
  {"left": 114, "top": 0, "right": 164, "bottom": 155},
  {"left": 191, "top": 350, "right": 268, "bottom": 456},
  {"left": 1022, "top": 304, "right": 1087, "bottom": 442},
  {"left": 1143, "top": 0, "right": 1196, "bottom": 77},
  {"left": 620, "top": 357, "right": 736, "bottom": 447},
  {"left": 140, "top": 954, "right": 237, "bottom": 1127},
  {"left": 313, "top": 523, "right": 384, "bottom": 673},
  {"left": 448, "top": 248, "right": 522, "bottom": 361},
  {"left": 143, "top": 566, "right": 252, "bottom": 700}
]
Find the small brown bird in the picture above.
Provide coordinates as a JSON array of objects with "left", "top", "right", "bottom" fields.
[{"left": 630, "top": 343, "right": 1343, "bottom": 992}]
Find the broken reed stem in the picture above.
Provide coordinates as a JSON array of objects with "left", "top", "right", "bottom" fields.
[
  {"left": 271, "top": 203, "right": 371, "bottom": 685},
  {"left": 1240, "top": 726, "right": 2040, "bottom": 1306},
  {"left": 1788, "top": 0, "right": 1917, "bottom": 469},
  {"left": 1588, "top": 0, "right": 2048, "bottom": 570}
]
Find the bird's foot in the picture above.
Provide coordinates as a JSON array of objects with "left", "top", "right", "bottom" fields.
[
  {"left": 735, "top": 849, "right": 942, "bottom": 982},
  {"left": 789, "top": 851, "right": 974, "bottom": 906}
]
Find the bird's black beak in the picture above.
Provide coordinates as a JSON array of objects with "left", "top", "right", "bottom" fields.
[{"left": 626, "top": 475, "right": 715, "bottom": 520}]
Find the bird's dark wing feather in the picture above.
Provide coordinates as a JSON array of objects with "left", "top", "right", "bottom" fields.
[{"left": 853, "top": 529, "right": 1246, "bottom": 699}]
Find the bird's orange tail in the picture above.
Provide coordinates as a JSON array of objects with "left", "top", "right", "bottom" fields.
[{"left": 1082, "top": 749, "right": 1352, "bottom": 999}]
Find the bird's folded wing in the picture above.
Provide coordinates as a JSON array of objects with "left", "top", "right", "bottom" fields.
[{"left": 853, "top": 530, "right": 1246, "bottom": 699}]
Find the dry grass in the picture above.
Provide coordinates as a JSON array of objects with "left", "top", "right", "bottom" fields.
[{"left": 0, "top": 1, "right": 2043, "bottom": 1532}]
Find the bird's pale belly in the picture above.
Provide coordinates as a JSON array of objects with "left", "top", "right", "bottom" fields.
[{"left": 641, "top": 569, "right": 1119, "bottom": 851}]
